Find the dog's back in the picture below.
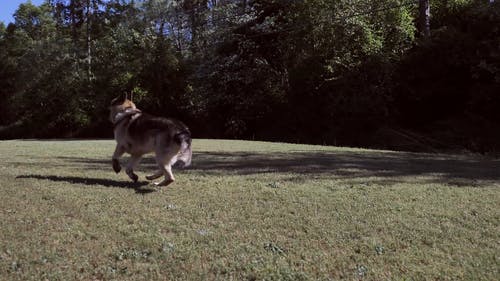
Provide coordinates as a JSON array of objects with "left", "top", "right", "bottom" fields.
[{"left": 128, "top": 114, "right": 192, "bottom": 167}]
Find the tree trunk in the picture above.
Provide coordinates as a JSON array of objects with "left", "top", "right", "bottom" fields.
[
  {"left": 86, "top": 0, "right": 92, "bottom": 82},
  {"left": 419, "top": 0, "right": 430, "bottom": 38}
]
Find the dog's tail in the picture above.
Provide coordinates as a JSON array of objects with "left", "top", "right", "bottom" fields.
[{"left": 174, "top": 129, "right": 192, "bottom": 167}]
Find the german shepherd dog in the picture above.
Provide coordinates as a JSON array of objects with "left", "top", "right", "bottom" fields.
[{"left": 109, "top": 96, "right": 192, "bottom": 186}]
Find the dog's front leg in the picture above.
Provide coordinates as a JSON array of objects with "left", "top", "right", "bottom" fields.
[
  {"left": 112, "top": 145, "right": 125, "bottom": 173},
  {"left": 126, "top": 155, "right": 142, "bottom": 183}
]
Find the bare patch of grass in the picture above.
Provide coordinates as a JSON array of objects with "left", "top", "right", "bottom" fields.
[{"left": 0, "top": 139, "right": 499, "bottom": 280}]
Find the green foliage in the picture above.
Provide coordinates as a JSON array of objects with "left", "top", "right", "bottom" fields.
[
  {"left": 0, "top": 0, "right": 499, "bottom": 151},
  {"left": 393, "top": 0, "right": 500, "bottom": 151}
]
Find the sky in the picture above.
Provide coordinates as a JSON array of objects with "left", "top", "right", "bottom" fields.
[{"left": 0, "top": 0, "right": 45, "bottom": 24}]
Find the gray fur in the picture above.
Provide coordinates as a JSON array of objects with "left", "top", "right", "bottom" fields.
[{"left": 110, "top": 98, "right": 192, "bottom": 187}]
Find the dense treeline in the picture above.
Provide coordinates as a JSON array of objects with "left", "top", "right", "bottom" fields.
[{"left": 0, "top": 0, "right": 499, "bottom": 152}]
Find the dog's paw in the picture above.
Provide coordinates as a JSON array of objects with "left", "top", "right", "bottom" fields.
[
  {"left": 126, "top": 169, "right": 139, "bottom": 183},
  {"left": 112, "top": 159, "right": 121, "bottom": 173},
  {"left": 154, "top": 179, "right": 174, "bottom": 187},
  {"left": 130, "top": 174, "right": 139, "bottom": 183}
]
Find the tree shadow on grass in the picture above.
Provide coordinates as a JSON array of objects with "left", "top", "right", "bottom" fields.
[
  {"left": 16, "top": 175, "right": 155, "bottom": 193},
  {"left": 51, "top": 150, "right": 500, "bottom": 187},
  {"left": 189, "top": 151, "right": 500, "bottom": 186}
]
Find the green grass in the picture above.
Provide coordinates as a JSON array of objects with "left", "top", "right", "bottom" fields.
[{"left": 0, "top": 139, "right": 499, "bottom": 280}]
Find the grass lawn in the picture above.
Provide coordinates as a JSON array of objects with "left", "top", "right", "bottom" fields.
[{"left": 0, "top": 139, "right": 499, "bottom": 280}]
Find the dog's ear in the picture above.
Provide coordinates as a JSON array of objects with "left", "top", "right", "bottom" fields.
[{"left": 110, "top": 95, "right": 126, "bottom": 106}]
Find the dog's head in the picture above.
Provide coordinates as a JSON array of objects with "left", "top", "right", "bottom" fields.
[{"left": 109, "top": 95, "right": 137, "bottom": 123}]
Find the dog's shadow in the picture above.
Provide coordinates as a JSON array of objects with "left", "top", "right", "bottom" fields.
[{"left": 16, "top": 175, "right": 155, "bottom": 193}]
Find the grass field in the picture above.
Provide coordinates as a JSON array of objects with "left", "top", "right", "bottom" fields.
[{"left": 0, "top": 139, "right": 499, "bottom": 280}]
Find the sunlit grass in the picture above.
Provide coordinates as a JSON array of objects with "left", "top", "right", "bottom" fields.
[{"left": 0, "top": 140, "right": 499, "bottom": 280}]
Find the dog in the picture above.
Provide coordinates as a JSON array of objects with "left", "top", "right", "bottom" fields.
[{"left": 109, "top": 96, "right": 192, "bottom": 186}]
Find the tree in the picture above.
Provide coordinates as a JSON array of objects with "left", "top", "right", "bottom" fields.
[{"left": 1, "top": 0, "right": 499, "bottom": 152}]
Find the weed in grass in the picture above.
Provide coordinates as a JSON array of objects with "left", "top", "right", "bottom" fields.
[
  {"left": 10, "top": 261, "right": 20, "bottom": 272},
  {"left": 165, "top": 204, "right": 177, "bottom": 210},
  {"left": 375, "top": 245, "right": 385, "bottom": 255},
  {"left": 268, "top": 182, "right": 281, "bottom": 189},
  {"left": 114, "top": 248, "right": 153, "bottom": 261},
  {"left": 197, "top": 229, "right": 210, "bottom": 236},
  {"left": 356, "top": 264, "right": 368, "bottom": 277},
  {"left": 160, "top": 242, "right": 175, "bottom": 253},
  {"left": 264, "top": 242, "right": 286, "bottom": 255}
]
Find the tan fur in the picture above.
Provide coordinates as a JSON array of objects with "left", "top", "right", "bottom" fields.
[{"left": 109, "top": 99, "right": 137, "bottom": 123}]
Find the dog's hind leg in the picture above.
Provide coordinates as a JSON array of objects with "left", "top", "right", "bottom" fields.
[
  {"left": 154, "top": 167, "right": 174, "bottom": 186},
  {"left": 146, "top": 170, "right": 163, "bottom": 181},
  {"left": 126, "top": 155, "right": 142, "bottom": 182},
  {"left": 154, "top": 150, "right": 179, "bottom": 187}
]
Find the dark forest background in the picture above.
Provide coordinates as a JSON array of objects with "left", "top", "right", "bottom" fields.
[{"left": 0, "top": 0, "right": 499, "bottom": 152}]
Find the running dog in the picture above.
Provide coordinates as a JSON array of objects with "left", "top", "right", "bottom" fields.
[{"left": 109, "top": 96, "right": 192, "bottom": 186}]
